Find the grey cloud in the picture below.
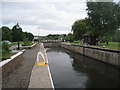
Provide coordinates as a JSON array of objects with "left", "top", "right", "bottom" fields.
[{"left": 2, "top": 2, "right": 87, "bottom": 35}]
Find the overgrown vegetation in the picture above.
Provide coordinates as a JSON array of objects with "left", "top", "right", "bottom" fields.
[
  {"left": 64, "top": 33, "right": 74, "bottom": 42},
  {"left": 23, "top": 38, "right": 34, "bottom": 46},
  {"left": 1, "top": 42, "right": 11, "bottom": 60},
  {"left": 2, "top": 42, "right": 11, "bottom": 55},
  {"left": 1, "top": 23, "right": 35, "bottom": 60},
  {"left": 1, "top": 24, "right": 34, "bottom": 42}
]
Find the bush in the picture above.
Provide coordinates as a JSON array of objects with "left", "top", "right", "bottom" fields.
[
  {"left": 23, "top": 38, "right": 31, "bottom": 46},
  {"left": 2, "top": 42, "right": 11, "bottom": 55}
]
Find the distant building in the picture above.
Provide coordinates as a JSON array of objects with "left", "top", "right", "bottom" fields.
[
  {"left": 33, "top": 36, "right": 39, "bottom": 42},
  {"left": 82, "top": 32, "right": 91, "bottom": 45},
  {"left": 82, "top": 32, "right": 99, "bottom": 45}
]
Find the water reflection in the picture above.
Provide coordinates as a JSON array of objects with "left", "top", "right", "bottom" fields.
[{"left": 46, "top": 47, "right": 120, "bottom": 88}]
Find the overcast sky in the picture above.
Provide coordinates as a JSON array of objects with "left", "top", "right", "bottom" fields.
[{"left": 1, "top": 0, "right": 119, "bottom": 36}]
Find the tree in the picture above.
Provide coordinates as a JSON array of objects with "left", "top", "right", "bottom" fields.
[
  {"left": 65, "top": 33, "right": 74, "bottom": 42},
  {"left": 2, "top": 26, "right": 12, "bottom": 41},
  {"left": 112, "top": 29, "right": 120, "bottom": 42},
  {"left": 23, "top": 32, "right": 34, "bottom": 41},
  {"left": 86, "top": 2, "right": 120, "bottom": 44},
  {"left": 12, "top": 23, "right": 23, "bottom": 42},
  {"left": 47, "top": 34, "right": 63, "bottom": 40},
  {"left": 71, "top": 19, "right": 91, "bottom": 40},
  {"left": 12, "top": 23, "right": 24, "bottom": 50},
  {"left": 1, "top": 24, "right": 34, "bottom": 43},
  {"left": 118, "top": 1, "right": 120, "bottom": 30}
]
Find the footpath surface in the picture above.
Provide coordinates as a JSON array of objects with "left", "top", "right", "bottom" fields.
[
  {"left": 2, "top": 43, "right": 40, "bottom": 88},
  {"left": 28, "top": 43, "right": 54, "bottom": 89}
]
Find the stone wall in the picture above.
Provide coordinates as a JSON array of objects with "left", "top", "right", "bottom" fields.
[
  {"left": 61, "top": 44, "right": 120, "bottom": 67},
  {"left": 61, "top": 44, "right": 84, "bottom": 54},
  {"left": 84, "top": 48, "right": 119, "bottom": 66},
  {"left": 1, "top": 50, "right": 24, "bottom": 77},
  {"left": 43, "top": 42, "right": 61, "bottom": 47},
  {"left": 44, "top": 42, "right": 120, "bottom": 67}
]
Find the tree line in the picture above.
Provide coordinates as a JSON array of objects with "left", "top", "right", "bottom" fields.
[
  {"left": 1, "top": 24, "right": 34, "bottom": 42},
  {"left": 71, "top": 2, "right": 120, "bottom": 44}
]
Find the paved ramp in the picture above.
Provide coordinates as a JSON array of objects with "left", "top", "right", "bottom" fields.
[{"left": 28, "top": 65, "right": 53, "bottom": 88}]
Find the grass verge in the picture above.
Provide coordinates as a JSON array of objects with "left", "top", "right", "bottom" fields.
[{"left": 70, "top": 41, "right": 120, "bottom": 50}]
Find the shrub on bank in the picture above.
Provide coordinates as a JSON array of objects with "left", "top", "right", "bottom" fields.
[
  {"left": 23, "top": 38, "right": 33, "bottom": 46},
  {"left": 2, "top": 42, "right": 11, "bottom": 55},
  {"left": 1, "top": 42, "right": 11, "bottom": 60}
]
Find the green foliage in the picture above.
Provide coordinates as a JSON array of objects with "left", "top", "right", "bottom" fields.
[
  {"left": 90, "top": 42, "right": 120, "bottom": 50},
  {"left": 23, "top": 38, "right": 32, "bottom": 46},
  {"left": 112, "top": 30, "right": 120, "bottom": 42},
  {"left": 70, "top": 41, "right": 80, "bottom": 45},
  {"left": 11, "top": 42, "right": 18, "bottom": 45},
  {"left": 72, "top": 19, "right": 91, "bottom": 40},
  {"left": 65, "top": 33, "right": 74, "bottom": 42},
  {"left": 86, "top": 2, "right": 119, "bottom": 37},
  {"left": 46, "top": 34, "right": 66, "bottom": 40},
  {"left": 99, "top": 35, "right": 113, "bottom": 43},
  {"left": 1, "top": 24, "right": 34, "bottom": 42},
  {"left": 2, "top": 26, "right": 12, "bottom": 41},
  {"left": 47, "top": 34, "right": 59, "bottom": 40},
  {"left": 2, "top": 42, "right": 11, "bottom": 55},
  {"left": 12, "top": 24, "right": 23, "bottom": 42},
  {"left": 71, "top": 2, "right": 120, "bottom": 45},
  {"left": 23, "top": 32, "right": 34, "bottom": 41},
  {"left": 0, "top": 43, "right": 2, "bottom": 60}
]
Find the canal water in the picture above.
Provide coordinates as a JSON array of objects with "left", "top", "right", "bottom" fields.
[{"left": 46, "top": 47, "right": 120, "bottom": 88}]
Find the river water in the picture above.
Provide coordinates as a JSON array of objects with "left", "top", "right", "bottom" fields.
[{"left": 46, "top": 47, "right": 120, "bottom": 88}]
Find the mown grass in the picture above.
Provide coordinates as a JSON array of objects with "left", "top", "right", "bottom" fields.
[
  {"left": 11, "top": 42, "right": 24, "bottom": 45},
  {"left": 70, "top": 41, "right": 120, "bottom": 50},
  {"left": 12, "top": 42, "right": 35, "bottom": 46},
  {"left": 71, "top": 41, "right": 80, "bottom": 45},
  {"left": 22, "top": 42, "right": 35, "bottom": 46},
  {"left": 89, "top": 42, "right": 120, "bottom": 50}
]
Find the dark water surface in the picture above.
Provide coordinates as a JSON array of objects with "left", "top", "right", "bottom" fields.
[{"left": 46, "top": 47, "right": 120, "bottom": 88}]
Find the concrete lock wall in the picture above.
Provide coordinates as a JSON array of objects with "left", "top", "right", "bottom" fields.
[
  {"left": 1, "top": 51, "right": 24, "bottom": 77},
  {"left": 43, "top": 42, "right": 120, "bottom": 67},
  {"left": 84, "top": 48, "right": 119, "bottom": 66},
  {"left": 43, "top": 42, "right": 61, "bottom": 47}
]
